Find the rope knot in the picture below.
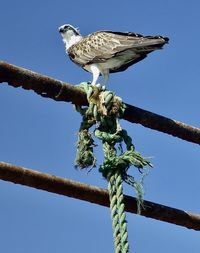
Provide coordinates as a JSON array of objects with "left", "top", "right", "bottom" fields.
[{"left": 75, "top": 82, "right": 151, "bottom": 202}]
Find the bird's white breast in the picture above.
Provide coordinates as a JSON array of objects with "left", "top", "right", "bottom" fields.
[{"left": 62, "top": 35, "right": 82, "bottom": 50}]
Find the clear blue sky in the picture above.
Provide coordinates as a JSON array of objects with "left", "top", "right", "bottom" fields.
[{"left": 0, "top": 1, "right": 200, "bottom": 252}]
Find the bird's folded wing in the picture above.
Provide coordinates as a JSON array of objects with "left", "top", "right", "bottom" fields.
[{"left": 68, "top": 31, "right": 168, "bottom": 66}]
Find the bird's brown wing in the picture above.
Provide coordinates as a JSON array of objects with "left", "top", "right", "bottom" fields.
[{"left": 68, "top": 31, "right": 169, "bottom": 66}]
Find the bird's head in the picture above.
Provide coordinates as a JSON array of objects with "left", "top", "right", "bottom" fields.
[
  {"left": 59, "top": 24, "right": 82, "bottom": 49},
  {"left": 59, "top": 24, "right": 80, "bottom": 36}
]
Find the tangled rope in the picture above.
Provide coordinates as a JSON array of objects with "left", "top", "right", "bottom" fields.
[{"left": 75, "top": 82, "right": 151, "bottom": 252}]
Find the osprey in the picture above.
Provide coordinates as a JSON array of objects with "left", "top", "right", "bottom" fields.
[{"left": 59, "top": 24, "right": 169, "bottom": 87}]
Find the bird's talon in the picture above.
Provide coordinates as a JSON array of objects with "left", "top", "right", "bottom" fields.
[
  {"left": 101, "top": 85, "right": 106, "bottom": 91},
  {"left": 95, "top": 83, "right": 101, "bottom": 88}
]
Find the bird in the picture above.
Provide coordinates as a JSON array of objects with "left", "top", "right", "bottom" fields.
[{"left": 59, "top": 24, "right": 169, "bottom": 88}]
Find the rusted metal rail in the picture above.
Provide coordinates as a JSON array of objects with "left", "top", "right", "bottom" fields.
[
  {"left": 0, "top": 162, "right": 200, "bottom": 231},
  {"left": 1, "top": 61, "right": 200, "bottom": 145}
]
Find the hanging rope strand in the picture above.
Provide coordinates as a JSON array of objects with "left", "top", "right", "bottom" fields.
[
  {"left": 108, "top": 172, "right": 122, "bottom": 253},
  {"left": 75, "top": 83, "right": 151, "bottom": 253},
  {"left": 115, "top": 171, "right": 129, "bottom": 253}
]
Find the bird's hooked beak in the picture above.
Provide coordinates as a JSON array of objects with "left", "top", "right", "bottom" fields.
[{"left": 59, "top": 26, "right": 65, "bottom": 33}]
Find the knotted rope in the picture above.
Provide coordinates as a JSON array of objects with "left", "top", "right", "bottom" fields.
[{"left": 75, "top": 82, "right": 151, "bottom": 252}]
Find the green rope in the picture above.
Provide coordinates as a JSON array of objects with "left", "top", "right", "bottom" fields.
[
  {"left": 108, "top": 170, "right": 129, "bottom": 253},
  {"left": 75, "top": 82, "right": 152, "bottom": 252},
  {"left": 108, "top": 172, "right": 122, "bottom": 253}
]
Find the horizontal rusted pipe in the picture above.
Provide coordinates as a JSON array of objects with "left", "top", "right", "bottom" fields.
[
  {"left": 0, "top": 161, "right": 200, "bottom": 231},
  {"left": 0, "top": 61, "right": 200, "bottom": 145},
  {"left": 0, "top": 61, "right": 200, "bottom": 144}
]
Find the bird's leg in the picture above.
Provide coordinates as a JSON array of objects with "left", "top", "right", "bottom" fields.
[
  {"left": 101, "top": 70, "right": 109, "bottom": 91},
  {"left": 90, "top": 64, "right": 101, "bottom": 87}
]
